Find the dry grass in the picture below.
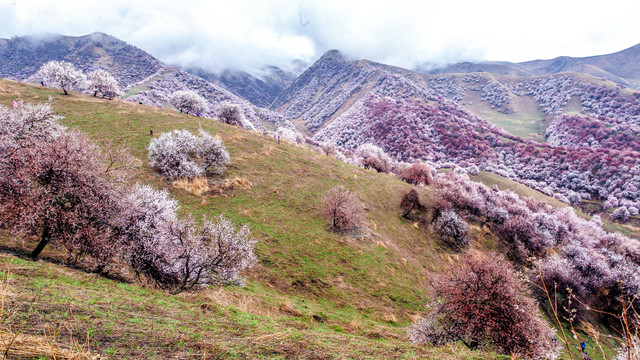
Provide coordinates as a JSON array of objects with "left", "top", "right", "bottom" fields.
[
  {"left": 172, "top": 176, "right": 210, "bottom": 196},
  {"left": 209, "top": 177, "right": 252, "bottom": 196},
  {"left": 0, "top": 331, "right": 103, "bottom": 360}
]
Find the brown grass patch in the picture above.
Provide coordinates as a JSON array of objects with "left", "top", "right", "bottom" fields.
[
  {"left": 209, "top": 177, "right": 252, "bottom": 196},
  {"left": 381, "top": 313, "right": 397, "bottom": 323},
  {"left": 0, "top": 331, "right": 103, "bottom": 360},
  {"left": 172, "top": 176, "right": 210, "bottom": 196},
  {"left": 278, "top": 300, "right": 303, "bottom": 317},
  {"left": 201, "top": 288, "right": 274, "bottom": 317}
]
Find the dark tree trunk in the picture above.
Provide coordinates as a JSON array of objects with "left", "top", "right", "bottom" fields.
[
  {"left": 63, "top": 88, "right": 68, "bottom": 95},
  {"left": 31, "top": 226, "right": 51, "bottom": 259}
]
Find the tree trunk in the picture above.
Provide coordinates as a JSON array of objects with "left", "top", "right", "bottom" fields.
[
  {"left": 63, "top": 88, "right": 68, "bottom": 95},
  {"left": 31, "top": 226, "right": 51, "bottom": 259}
]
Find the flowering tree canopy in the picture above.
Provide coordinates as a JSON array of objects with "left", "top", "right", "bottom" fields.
[
  {"left": 148, "top": 129, "right": 230, "bottom": 179},
  {"left": 168, "top": 90, "right": 209, "bottom": 115},
  {"left": 87, "top": 69, "right": 121, "bottom": 99},
  {"left": 36, "top": 61, "right": 86, "bottom": 95}
]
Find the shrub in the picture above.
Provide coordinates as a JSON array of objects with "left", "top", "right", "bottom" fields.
[
  {"left": 276, "top": 127, "right": 304, "bottom": 144},
  {"left": 148, "top": 129, "right": 230, "bottom": 179},
  {"left": 409, "top": 252, "right": 558, "bottom": 359},
  {"left": 611, "top": 206, "right": 630, "bottom": 222},
  {"left": 430, "top": 209, "right": 469, "bottom": 249},
  {"left": 400, "top": 163, "right": 433, "bottom": 186},
  {"left": 168, "top": 90, "right": 209, "bottom": 115},
  {"left": 399, "top": 188, "right": 426, "bottom": 218},
  {"left": 321, "top": 186, "right": 365, "bottom": 231}
]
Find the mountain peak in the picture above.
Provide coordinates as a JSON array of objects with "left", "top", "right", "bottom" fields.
[{"left": 319, "top": 49, "right": 346, "bottom": 62}]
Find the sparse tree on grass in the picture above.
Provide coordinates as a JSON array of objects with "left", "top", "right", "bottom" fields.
[
  {"left": 87, "top": 69, "right": 121, "bottom": 99},
  {"left": 118, "top": 185, "right": 256, "bottom": 293},
  {"left": 321, "top": 186, "right": 365, "bottom": 232},
  {"left": 147, "top": 129, "right": 230, "bottom": 179},
  {"left": 0, "top": 130, "right": 125, "bottom": 260},
  {"left": 36, "top": 61, "right": 86, "bottom": 95},
  {"left": 401, "top": 163, "right": 433, "bottom": 186},
  {"left": 0, "top": 101, "right": 132, "bottom": 262},
  {"left": 409, "top": 252, "right": 558, "bottom": 359},
  {"left": 170, "top": 215, "right": 257, "bottom": 293},
  {"left": 217, "top": 103, "right": 246, "bottom": 127},
  {"left": 168, "top": 90, "right": 209, "bottom": 115}
]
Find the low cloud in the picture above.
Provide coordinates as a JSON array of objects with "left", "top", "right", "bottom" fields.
[{"left": 2, "top": 0, "right": 640, "bottom": 73}]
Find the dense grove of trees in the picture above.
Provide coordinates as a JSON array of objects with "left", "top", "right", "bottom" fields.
[
  {"left": 546, "top": 114, "right": 640, "bottom": 152},
  {"left": 0, "top": 101, "right": 255, "bottom": 293},
  {"left": 480, "top": 81, "right": 511, "bottom": 113},
  {"left": 432, "top": 172, "right": 640, "bottom": 322},
  {"left": 314, "top": 92, "right": 640, "bottom": 206}
]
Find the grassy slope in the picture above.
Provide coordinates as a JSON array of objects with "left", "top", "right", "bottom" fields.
[
  {"left": 2, "top": 80, "right": 630, "bottom": 359},
  {"left": 1, "top": 80, "right": 516, "bottom": 359}
]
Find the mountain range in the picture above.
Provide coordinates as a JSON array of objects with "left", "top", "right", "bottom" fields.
[
  {"left": 2, "top": 32, "right": 640, "bottom": 208},
  {"left": 426, "top": 42, "right": 640, "bottom": 89}
]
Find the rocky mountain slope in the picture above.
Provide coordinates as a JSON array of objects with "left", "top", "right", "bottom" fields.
[
  {"left": 0, "top": 32, "right": 163, "bottom": 87},
  {"left": 186, "top": 65, "right": 299, "bottom": 108}
]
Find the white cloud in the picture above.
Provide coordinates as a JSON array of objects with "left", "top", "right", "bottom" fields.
[{"left": 1, "top": 0, "right": 640, "bottom": 73}]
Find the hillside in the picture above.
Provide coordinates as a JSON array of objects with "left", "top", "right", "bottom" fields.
[
  {"left": 4, "top": 79, "right": 640, "bottom": 359},
  {"left": 0, "top": 79, "right": 503, "bottom": 359},
  {"left": 0, "top": 33, "right": 290, "bottom": 131},
  {"left": 271, "top": 51, "right": 640, "bottom": 210}
]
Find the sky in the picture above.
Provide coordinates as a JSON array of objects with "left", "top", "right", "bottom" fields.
[{"left": 2, "top": 0, "right": 640, "bottom": 74}]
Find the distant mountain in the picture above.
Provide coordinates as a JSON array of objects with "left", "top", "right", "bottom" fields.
[
  {"left": 0, "top": 33, "right": 288, "bottom": 130},
  {"left": 0, "top": 32, "right": 163, "bottom": 88},
  {"left": 272, "top": 49, "right": 640, "bottom": 205},
  {"left": 186, "top": 66, "right": 298, "bottom": 108},
  {"left": 429, "top": 43, "right": 640, "bottom": 89}
]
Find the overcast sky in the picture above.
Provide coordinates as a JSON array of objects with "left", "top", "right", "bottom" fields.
[{"left": 2, "top": 0, "right": 640, "bottom": 74}]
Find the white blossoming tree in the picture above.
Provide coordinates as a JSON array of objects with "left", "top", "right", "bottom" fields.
[
  {"left": 168, "top": 90, "right": 209, "bottom": 115},
  {"left": 36, "top": 61, "right": 86, "bottom": 95},
  {"left": 87, "top": 69, "right": 122, "bottom": 99}
]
